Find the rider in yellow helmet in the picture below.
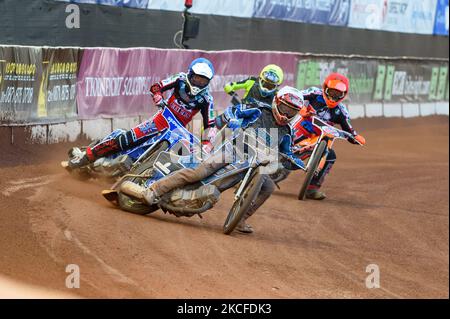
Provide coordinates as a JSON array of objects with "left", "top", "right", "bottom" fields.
[{"left": 224, "top": 64, "right": 284, "bottom": 106}]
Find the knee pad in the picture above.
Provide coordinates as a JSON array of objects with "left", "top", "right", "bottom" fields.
[
  {"left": 260, "top": 175, "right": 276, "bottom": 194},
  {"left": 115, "top": 131, "right": 134, "bottom": 151}
]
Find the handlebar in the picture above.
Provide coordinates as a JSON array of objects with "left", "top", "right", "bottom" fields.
[
  {"left": 278, "top": 152, "right": 305, "bottom": 170},
  {"left": 150, "top": 92, "right": 168, "bottom": 109},
  {"left": 230, "top": 93, "right": 242, "bottom": 106},
  {"left": 340, "top": 130, "right": 363, "bottom": 145}
]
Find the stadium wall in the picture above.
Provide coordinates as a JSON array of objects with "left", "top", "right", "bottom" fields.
[
  {"left": 0, "top": 44, "right": 448, "bottom": 145},
  {"left": 0, "top": 0, "right": 448, "bottom": 59},
  {"left": 0, "top": 0, "right": 448, "bottom": 145},
  {"left": 1, "top": 100, "right": 448, "bottom": 145}
]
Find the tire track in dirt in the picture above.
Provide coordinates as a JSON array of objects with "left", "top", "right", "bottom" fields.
[{"left": 0, "top": 116, "right": 448, "bottom": 298}]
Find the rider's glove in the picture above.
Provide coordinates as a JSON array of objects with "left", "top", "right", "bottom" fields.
[
  {"left": 227, "top": 115, "right": 241, "bottom": 130},
  {"left": 202, "top": 140, "right": 214, "bottom": 154},
  {"left": 201, "top": 127, "right": 219, "bottom": 153},
  {"left": 153, "top": 93, "right": 164, "bottom": 108},
  {"left": 216, "top": 104, "right": 262, "bottom": 130},
  {"left": 299, "top": 105, "right": 316, "bottom": 118},
  {"left": 233, "top": 104, "right": 262, "bottom": 129},
  {"left": 207, "top": 127, "right": 218, "bottom": 143},
  {"left": 224, "top": 83, "right": 234, "bottom": 95},
  {"left": 349, "top": 134, "right": 366, "bottom": 145}
]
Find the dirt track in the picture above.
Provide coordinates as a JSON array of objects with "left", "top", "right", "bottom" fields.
[{"left": 0, "top": 116, "right": 448, "bottom": 298}]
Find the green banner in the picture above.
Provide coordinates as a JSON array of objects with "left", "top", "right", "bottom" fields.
[{"left": 296, "top": 58, "right": 449, "bottom": 104}]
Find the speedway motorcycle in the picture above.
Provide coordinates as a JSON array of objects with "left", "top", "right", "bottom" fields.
[
  {"left": 61, "top": 102, "right": 202, "bottom": 180},
  {"left": 103, "top": 116, "right": 275, "bottom": 235},
  {"left": 292, "top": 115, "right": 363, "bottom": 200}
]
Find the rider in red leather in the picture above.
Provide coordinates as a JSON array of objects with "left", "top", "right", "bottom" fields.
[{"left": 69, "top": 58, "right": 217, "bottom": 168}]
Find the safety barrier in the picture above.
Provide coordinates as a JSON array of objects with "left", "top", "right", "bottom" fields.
[{"left": 0, "top": 45, "right": 448, "bottom": 144}]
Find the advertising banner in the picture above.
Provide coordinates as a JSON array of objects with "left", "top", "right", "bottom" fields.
[
  {"left": 56, "top": 0, "right": 150, "bottom": 9},
  {"left": 0, "top": 46, "right": 42, "bottom": 124},
  {"left": 434, "top": 0, "right": 449, "bottom": 35},
  {"left": 76, "top": 48, "right": 298, "bottom": 119},
  {"left": 0, "top": 47, "right": 81, "bottom": 124},
  {"left": 349, "top": 0, "right": 440, "bottom": 35},
  {"left": 296, "top": 58, "right": 449, "bottom": 104},
  {"left": 348, "top": 0, "right": 386, "bottom": 30},
  {"left": 253, "top": 0, "right": 351, "bottom": 26},
  {"left": 382, "top": 0, "right": 437, "bottom": 34},
  {"left": 39, "top": 48, "right": 81, "bottom": 122},
  {"left": 146, "top": 0, "right": 255, "bottom": 18},
  {"left": 1, "top": 45, "right": 448, "bottom": 124},
  {"left": 296, "top": 58, "right": 378, "bottom": 104}
]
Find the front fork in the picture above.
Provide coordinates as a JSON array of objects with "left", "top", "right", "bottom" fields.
[
  {"left": 234, "top": 166, "right": 254, "bottom": 201},
  {"left": 307, "top": 138, "right": 331, "bottom": 174}
]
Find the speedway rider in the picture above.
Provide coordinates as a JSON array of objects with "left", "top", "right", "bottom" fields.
[
  {"left": 120, "top": 86, "right": 307, "bottom": 234},
  {"left": 291, "top": 73, "right": 366, "bottom": 200},
  {"left": 224, "top": 64, "right": 284, "bottom": 106},
  {"left": 68, "top": 58, "right": 217, "bottom": 169}
]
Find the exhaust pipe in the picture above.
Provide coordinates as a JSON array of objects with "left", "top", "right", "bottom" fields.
[{"left": 120, "top": 181, "right": 147, "bottom": 201}]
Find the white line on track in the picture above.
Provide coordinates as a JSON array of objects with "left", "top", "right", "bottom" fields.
[
  {"left": 63, "top": 230, "right": 139, "bottom": 287},
  {"left": 1, "top": 176, "right": 57, "bottom": 197}
]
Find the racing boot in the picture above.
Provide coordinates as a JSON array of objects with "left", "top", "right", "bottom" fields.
[
  {"left": 236, "top": 176, "right": 276, "bottom": 234},
  {"left": 143, "top": 188, "right": 159, "bottom": 205},
  {"left": 68, "top": 148, "right": 91, "bottom": 169},
  {"left": 69, "top": 136, "right": 123, "bottom": 170},
  {"left": 305, "top": 189, "right": 327, "bottom": 200},
  {"left": 236, "top": 219, "right": 254, "bottom": 234}
]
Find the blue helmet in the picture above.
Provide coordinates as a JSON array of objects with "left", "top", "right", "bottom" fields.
[{"left": 186, "top": 58, "right": 215, "bottom": 96}]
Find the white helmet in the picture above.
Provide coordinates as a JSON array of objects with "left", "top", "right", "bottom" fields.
[
  {"left": 186, "top": 58, "right": 215, "bottom": 96},
  {"left": 272, "top": 86, "right": 305, "bottom": 126}
]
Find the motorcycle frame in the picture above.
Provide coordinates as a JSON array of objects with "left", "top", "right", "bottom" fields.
[
  {"left": 303, "top": 116, "right": 357, "bottom": 172},
  {"left": 132, "top": 106, "right": 202, "bottom": 169}
]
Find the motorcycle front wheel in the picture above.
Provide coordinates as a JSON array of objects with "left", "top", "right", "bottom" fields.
[
  {"left": 298, "top": 140, "right": 327, "bottom": 201},
  {"left": 223, "top": 172, "right": 265, "bottom": 235}
]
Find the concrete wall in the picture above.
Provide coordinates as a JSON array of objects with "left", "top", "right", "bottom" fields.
[
  {"left": 4, "top": 116, "right": 143, "bottom": 145},
  {"left": 349, "top": 102, "right": 449, "bottom": 120},
  {"left": 1, "top": 102, "right": 448, "bottom": 144}
]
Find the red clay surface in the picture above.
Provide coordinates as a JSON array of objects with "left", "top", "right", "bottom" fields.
[{"left": 0, "top": 116, "right": 448, "bottom": 298}]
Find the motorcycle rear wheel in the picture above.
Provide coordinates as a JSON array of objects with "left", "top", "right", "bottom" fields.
[{"left": 118, "top": 141, "right": 169, "bottom": 215}]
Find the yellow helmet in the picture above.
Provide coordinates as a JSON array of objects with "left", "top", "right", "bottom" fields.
[{"left": 259, "top": 64, "right": 284, "bottom": 97}]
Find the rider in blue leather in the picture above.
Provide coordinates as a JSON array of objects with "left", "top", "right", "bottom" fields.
[{"left": 121, "top": 86, "right": 306, "bottom": 234}]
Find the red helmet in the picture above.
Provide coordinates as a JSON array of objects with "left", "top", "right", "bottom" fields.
[
  {"left": 322, "top": 73, "right": 349, "bottom": 108},
  {"left": 273, "top": 86, "right": 305, "bottom": 126}
]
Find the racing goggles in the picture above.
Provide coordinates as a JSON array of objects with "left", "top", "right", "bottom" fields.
[
  {"left": 277, "top": 101, "right": 300, "bottom": 119},
  {"left": 261, "top": 71, "right": 280, "bottom": 91},
  {"left": 189, "top": 74, "right": 210, "bottom": 89},
  {"left": 325, "top": 87, "right": 346, "bottom": 102}
]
